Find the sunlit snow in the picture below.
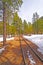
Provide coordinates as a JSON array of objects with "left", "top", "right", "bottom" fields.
[
  {"left": 23, "top": 34, "right": 43, "bottom": 54},
  {"left": 0, "top": 37, "right": 14, "bottom": 42},
  {"left": 0, "top": 36, "right": 14, "bottom": 53},
  {"left": 27, "top": 51, "right": 36, "bottom": 65}
]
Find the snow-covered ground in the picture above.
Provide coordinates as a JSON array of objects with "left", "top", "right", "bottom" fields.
[
  {"left": 0, "top": 36, "right": 14, "bottom": 53},
  {"left": 0, "top": 37, "right": 14, "bottom": 42},
  {"left": 23, "top": 34, "right": 43, "bottom": 54}
]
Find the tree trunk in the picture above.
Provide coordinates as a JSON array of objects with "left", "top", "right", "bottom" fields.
[{"left": 3, "top": 2, "right": 7, "bottom": 46}]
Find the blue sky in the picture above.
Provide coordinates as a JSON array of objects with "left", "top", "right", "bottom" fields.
[{"left": 18, "top": 0, "right": 43, "bottom": 23}]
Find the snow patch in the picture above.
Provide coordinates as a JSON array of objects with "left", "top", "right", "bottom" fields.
[
  {"left": 6, "top": 37, "right": 14, "bottom": 41},
  {"left": 27, "top": 51, "right": 36, "bottom": 65},
  {"left": 0, "top": 47, "right": 5, "bottom": 53},
  {"left": 0, "top": 37, "right": 14, "bottom": 42},
  {"left": 23, "top": 34, "right": 43, "bottom": 54},
  {"left": 38, "top": 48, "right": 43, "bottom": 54}
]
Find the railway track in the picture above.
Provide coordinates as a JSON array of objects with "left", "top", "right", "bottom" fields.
[
  {"left": 23, "top": 38, "right": 43, "bottom": 62},
  {"left": 0, "top": 36, "right": 43, "bottom": 65},
  {"left": 19, "top": 38, "right": 27, "bottom": 65},
  {"left": 19, "top": 36, "right": 43, "bottom": 65}
]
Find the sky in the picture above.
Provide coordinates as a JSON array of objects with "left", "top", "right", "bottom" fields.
[{"left": 18, "top": 0, "right": 43, "bottom": 23}]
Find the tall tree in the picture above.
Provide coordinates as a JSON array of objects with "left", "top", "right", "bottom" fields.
[
  {"left": 1, "top": 0, "right": 23, "bottom": 46},
  {"left": 32, "top": 16, "right": 43, "bottom": 34},
  {"left": 32, "top": 12, "right": 39, "bottom": 23},
  {"left": 32, "top": 12, "right": 39, "bottom": 34},
  {"left": 23, "top": 20, "right": 29, "bottom": 34},
  {"left": 12, "top": 12, "right": 23, "bottom": 35}
]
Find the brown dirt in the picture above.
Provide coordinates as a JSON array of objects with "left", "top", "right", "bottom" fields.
[{"left": 0, "top": 36, "right": 24, "bottom": 65}]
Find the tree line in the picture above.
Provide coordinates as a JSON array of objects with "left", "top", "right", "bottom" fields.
[{"left": 0, "top": 12, "right": 43, "bottom": 36}]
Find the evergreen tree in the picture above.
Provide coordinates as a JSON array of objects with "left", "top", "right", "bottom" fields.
[{"left": 0, "top": 0, "right": 23, "bottom": 46}]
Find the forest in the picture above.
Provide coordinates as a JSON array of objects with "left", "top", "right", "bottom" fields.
[{"left": 0, "top": 12, "right": 43, "bottom": 36}]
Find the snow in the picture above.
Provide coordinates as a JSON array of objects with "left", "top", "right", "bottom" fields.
[
  {"left": 23, "top": 34, "right": 43, "bottom": 54},
  {"left": 27, "top": 51, "right": 36, "bottom": 65},
  {"left": 0, "top": 37, "right": 3, "bottom": 42},
  {"left": 0, "top": 36, "right": 14, "bottom": 53},
  {"left": 0, "top": 37, "right": 14, "bottom": 42},
  {"left": 6, "top": 37, "right": 14, "bottom": 41},
  {"left": 0, "top": 47, "right": 5, "bottom": 53}
]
